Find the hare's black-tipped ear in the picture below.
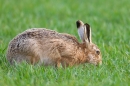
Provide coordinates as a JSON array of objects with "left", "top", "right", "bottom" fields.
[
  {"left": 84, "top": 23, "right": 92, "bottom": 43},
  {"left": 76, "top": 20, "right": 84, "bottom": 28},
  {"left": 76, "top": 20, "right": 85, "bottom": 42},
  {"left": 76, "top": 20, "right": 81, "bottom": 28}
]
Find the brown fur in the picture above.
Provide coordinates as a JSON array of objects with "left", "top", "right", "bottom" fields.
[{"left": 7, "top": 21, "right": 102, "bottom": 67}]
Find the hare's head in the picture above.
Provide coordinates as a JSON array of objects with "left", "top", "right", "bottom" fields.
[{"left": 76, "top": 20, "right": 102, "bottom": 65}]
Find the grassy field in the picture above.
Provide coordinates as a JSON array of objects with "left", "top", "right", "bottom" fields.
[{"left": 0, "top": 0, "right": 130, "bottom": 86}]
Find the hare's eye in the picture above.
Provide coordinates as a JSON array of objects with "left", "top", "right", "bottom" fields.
[{"left": 96, "top": 50, "right": 100, "bottom": 55}]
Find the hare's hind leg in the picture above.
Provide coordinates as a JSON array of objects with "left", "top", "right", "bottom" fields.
[{"left": 8, "top": 54, "right": 40, "bottom": 65}]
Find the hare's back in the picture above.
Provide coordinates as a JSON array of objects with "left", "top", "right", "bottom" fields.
[
  {"left": 20, "top": 28, "right": 60, "bottom": 39},
  {"left": 8, "top": 28, "right": 79, "bottom": 53},
  {"left": 16, "top": 28, "right": 79, "bottom": 43}
]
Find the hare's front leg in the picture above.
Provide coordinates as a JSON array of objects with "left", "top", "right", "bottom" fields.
[
  {"left": 39, "top": 46, "right": 63, "bottom": 67},
  {"left": 50, "top": 49, "right": 63, "bottom": 68},
  {"left": 56, "top": 59, "right": 62, "bottom": 68}
]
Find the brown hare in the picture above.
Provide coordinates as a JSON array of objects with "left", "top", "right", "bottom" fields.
[{"left": 6, "top": 20, "right": 102, "bottom": 67}]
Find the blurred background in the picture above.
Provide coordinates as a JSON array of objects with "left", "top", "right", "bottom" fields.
[
  {"left": 1, "top": 0, "right": 130, "bottom": 57},
  {"left": 0, "top": 0, "right": 130, "bottom": 85},
  {"left": 1, "top": 0, "right": 130, "bottom": 43}
]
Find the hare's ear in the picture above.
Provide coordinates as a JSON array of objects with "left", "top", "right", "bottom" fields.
[
  {"left": 76, "top": 20, "right": 85, "bottom": 42},
  {"left": 84, "top": 23, "right": 92, "bottom": 44}
]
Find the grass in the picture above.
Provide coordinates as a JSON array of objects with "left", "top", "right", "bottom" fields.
[{"left": 0, "top": 0, "right": 130, "bottom": 86}]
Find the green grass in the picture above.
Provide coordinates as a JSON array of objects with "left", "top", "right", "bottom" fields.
[{"left": 0, "top": 0, "right": 130, "bottom": 86}]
